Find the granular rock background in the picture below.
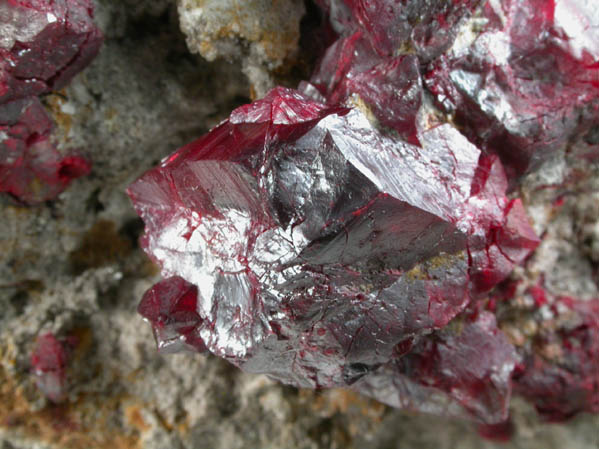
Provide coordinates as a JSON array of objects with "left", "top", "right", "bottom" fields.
[{"left": 0, "top": 1, "right": 597, "bottom": 449}]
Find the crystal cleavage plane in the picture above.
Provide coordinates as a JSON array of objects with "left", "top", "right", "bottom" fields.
[{"left": 128, "top": 87, "right": 538, "bottom": 425}]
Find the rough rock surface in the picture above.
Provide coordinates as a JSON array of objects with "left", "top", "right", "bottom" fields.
[
  {"left": 177, "top": 0, "right": 306, "bottom": 97},
  {"left": 0, "top": 1, "right": 598, "bottom": 449}
]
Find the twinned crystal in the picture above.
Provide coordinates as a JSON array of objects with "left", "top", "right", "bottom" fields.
[
  {"left": 0, "top": 0, "right": 102, "bottom": 203},
  {"left": 129, "top": 0, "right": 598, "bottom": 431}
]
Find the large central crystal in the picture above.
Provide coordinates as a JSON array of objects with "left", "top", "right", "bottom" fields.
[{"left": 128, "top": 87, "right": 538, "bottom": 424}]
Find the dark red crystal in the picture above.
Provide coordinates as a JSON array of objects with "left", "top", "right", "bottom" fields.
[
  {"left": 317, "top": 0, "right": 482, "bottom": 61},
  {"left": 353, "top": 311, "right": 518, "bottom": 423},
  {"left": 425, "top": 0, "right": 599, "bottom": 177},
  {"left": 0, "top": 97, "right": 91, "bottom": 203},
  {"left": 0, "top": 0, "right": 103, "bottom": 103},
  {"left": 138, "top": 276, "right": 207, "bottom": 354},
  {"left": 127, "top": 0, "right": 599, "bottom": 433},
  {"left": 129, "top": 85, "right": 537, "bottom": 424},
  {"left": 0, "top": 0, "right": 102, "bottom": 203},
  {"left": 310, "top": 31, "right": 422, "bottom": 143}
]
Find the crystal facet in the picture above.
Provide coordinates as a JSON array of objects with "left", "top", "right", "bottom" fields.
[
  {"left": 129, "top": 87, "right": 538, "bottom": 424},
  {"left": 0, "top": 97, "right": 91, "bottom": 203},
  {"left": 0, "top": 0, "right": 103, "bottom": 103},
  {"left": 0, "top": 0, "right": 102, "bottom": 203},
  {"left": 128, "top": 0, "right": 598, "bottom": 432},
  {"left": 425, "top": 0, "right": 599, "bottom": 176}
]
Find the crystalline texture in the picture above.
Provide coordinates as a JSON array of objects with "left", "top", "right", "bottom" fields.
[
  {"left": 353, "top": 311, "right": 517, "bottom": 424},
  {"left": 309, "top": 31, "right": 422, "bottom": 143},
  {"left": 317, "top": 0, "right": 483, "bottom": 61},
  {"left": 129, "top": 87, "right": 538, "bottom": 423},
  {"left": 138, "top": 276, "right": 207, "bottom": 354},
  {"left": 0, "top": 0, "right": 103, "bottom": 103},
  {"left": 425, "top": 0, "right": 599, "bottom": 177},
  {"left": 0, "top": 0, "right": 102, "bottom": 203},
  {"left": 0, "top": 97, "right": 91, "bottom": 203}
]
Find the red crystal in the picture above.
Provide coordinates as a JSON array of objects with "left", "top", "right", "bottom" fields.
[
  {"left": 317, "top": 0, "right": 482, "bottom": 60},
  {"left": 0, "top": 0, "right": 103, "bottom": 103},
  {"left": 353, "top": 312, "right": 518, "bottom": 423},
  {"left": 128, "top": 86, "right": 537, "bottom": 423},
  {"left": 0, "top": 0, "right": 102, "bottom": 203},
  {"left": 138, "top": 276, "right": 207, "bottom": 354},
  {"left": 0, "top": 97, "right": 91, "bottom": 203},
  {"left": 425, "top": 0, "right": 599, "bottom": 177},
  {"left": 30, "top": 332, "right": 68, "bottom": 403},
  {"left": 126, "top": 0, "right": 599, "bottom": 433},
  {"left": 310, "top": 31, "right": 422, "bottom": 143}
]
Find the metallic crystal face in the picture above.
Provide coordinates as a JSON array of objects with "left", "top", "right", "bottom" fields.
[
  {"left": 354, "top": 312, "right": 517, "bottom": 424},
  {"left": 128, "top": 0, "right": 599, "bottom": 432},
  {"left": 129, "top": 85, "right": 539, "bottom": 423},
  {"left": 426, "top": 0, "right": 599, "bottom": 176}
]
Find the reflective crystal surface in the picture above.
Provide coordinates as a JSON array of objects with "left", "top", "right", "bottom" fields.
[
  {"left": 0, "top": 0, "right": 103, "bottom": 103},
  {"left": 0, "top": 0, "right": 102, "bottom": 203},
  {"left": 129, "top": 87, "right": 538, "bottom": 423},
  {"left": 128, "top": 0, "right": 598, "bottom": 431},
  {"left": 425, "top": 0, "right": 599, "bottom": 176}
]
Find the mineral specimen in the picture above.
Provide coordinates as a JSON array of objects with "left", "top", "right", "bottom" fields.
[
  {"left": 30, "top": 332, "right": 69, "bottom": 403},
  {"left": 0, "top": 0, "right": 103, "bottom": 103},
  {"left": 0, "top": 0, "right": 102, "bottom": 203},
  {"left": 425, "top": 0, "right": 599, "bottom": 176},
  {"left": 129, "top": 86, "right": 538, "bottom": 424},
  {"left": 129, "top": 0, "right": 598, "bottom": 433},
  {"left": 0, "top": 97, "right": 90, "bottom": 203}
]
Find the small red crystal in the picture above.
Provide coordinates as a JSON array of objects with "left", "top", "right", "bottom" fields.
[
  {"left": 0, "top": 98, "right": 91, "bottom": 203},
  {"left": 0, "top": 0, "right": 103, "bottom": 103},
  {"left": 138, "top": 276, "right": 207, "bottom": 354},
  {"left": 30, "top": 332, "right": 68, "bottom": 403}
]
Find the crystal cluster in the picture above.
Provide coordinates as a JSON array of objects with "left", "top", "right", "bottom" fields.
[
  {"left": 426, "top": 0, "right": 599, "bottom": 176},
  {"left": 129, "top": 0, "right": 598, "bottom": 429},
  {"left": 490, "top": 278, "right": 599, "bottom": 422},
  {"left": 0, "top": 0, "right": 102, "bottom": 203},
  {"left": 514, "top": 295, "right": 599, "bottom": 421}
]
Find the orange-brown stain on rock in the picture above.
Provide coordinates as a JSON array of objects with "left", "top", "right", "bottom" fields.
[
  {"left": 125, "top": 405, "right": 150, "bottom": 432},
  {"left": 0, "top": 362, "right": 141, "bottom": 449},
  {"left": 69, "top": 220, "right": 132, "bottom": 274},
  {"left": 44, "top": 91, "right": 73, "bottom": 137},
  {"left": 302, "top": 388, "right": 387, "bottom": 421}
]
